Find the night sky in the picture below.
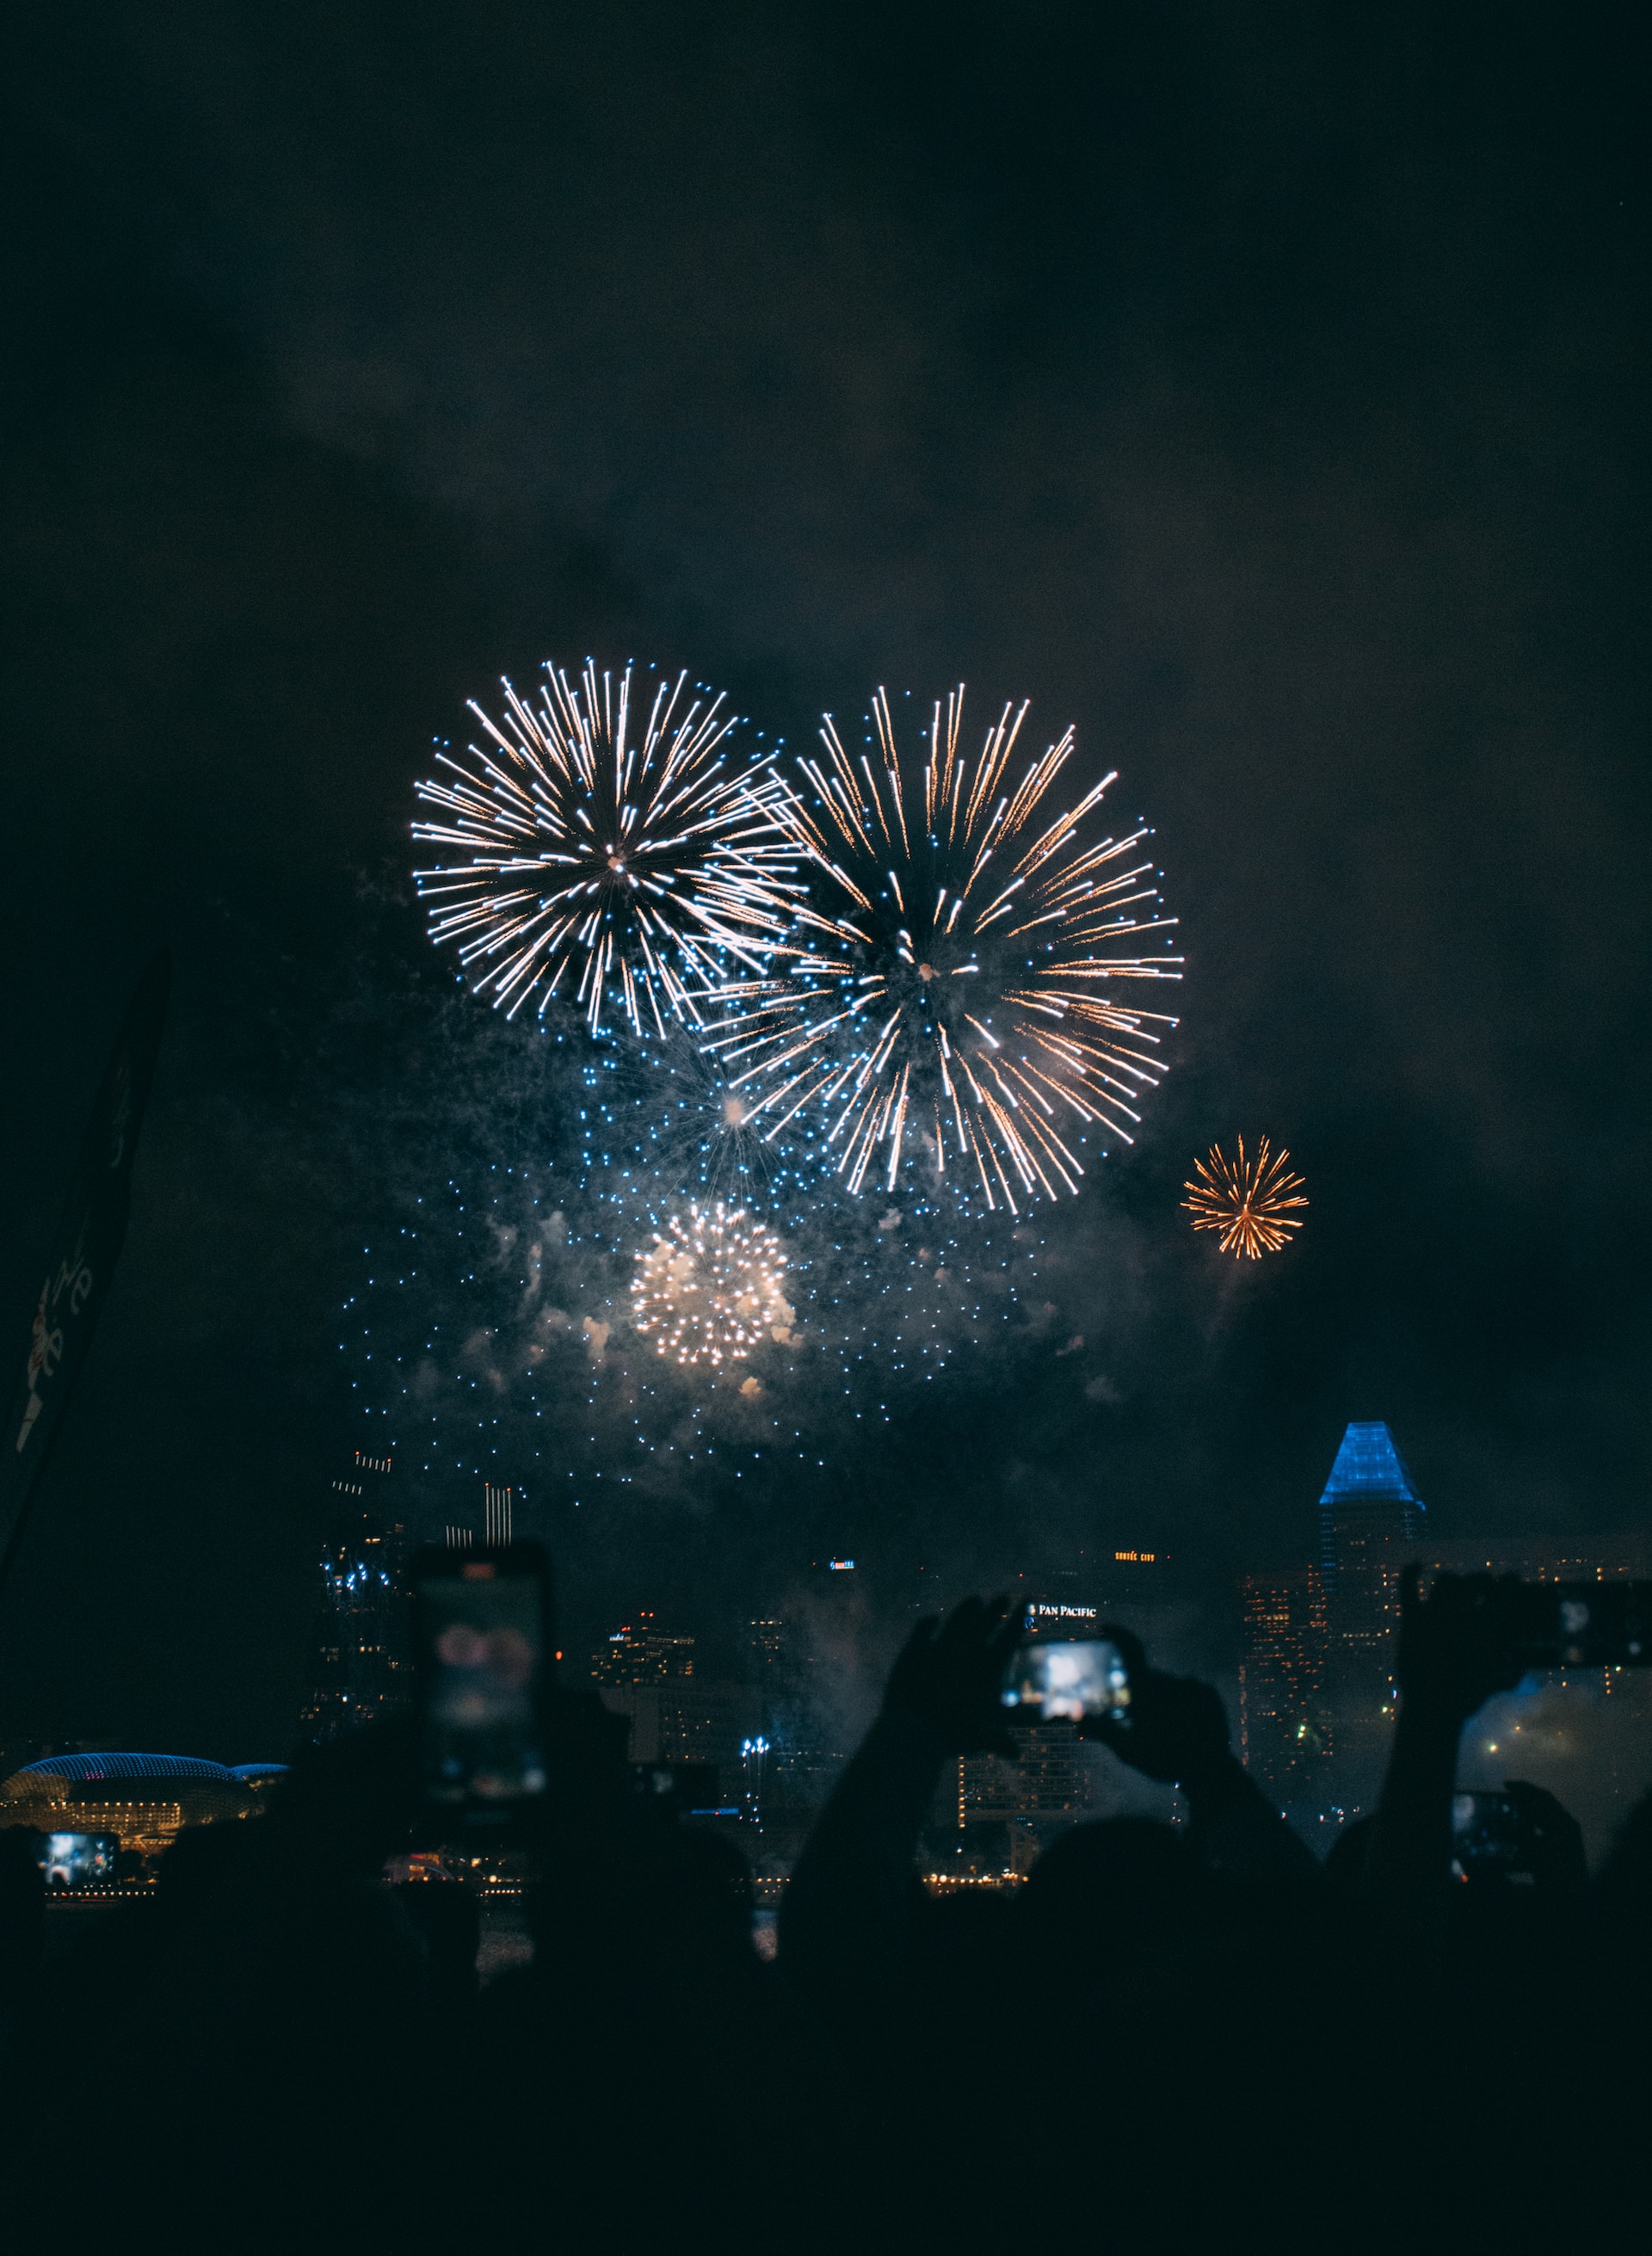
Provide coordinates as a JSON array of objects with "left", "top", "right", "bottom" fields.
[{"left": 3, "top": 3, "right": 1649, "bottom": 1758}]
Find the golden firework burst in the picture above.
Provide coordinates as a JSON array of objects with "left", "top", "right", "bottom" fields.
[
  {"left": 700, "top": 686, "right": 1181, "bottom": 1211},
  {"left": 1182, "top": 1135, "right": 1307, "bottom": 1259},
  {"left": 630, "top": 1201, "right": 795, "bottom": 1367}
]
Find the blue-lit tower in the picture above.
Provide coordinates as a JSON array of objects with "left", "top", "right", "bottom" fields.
[
  {"left": 1317, "top": 1421, "right": 1425, "bottom": 1798},
  {"left": 1318, "top": 1421, "right": 1424, "bottom": 1589}
]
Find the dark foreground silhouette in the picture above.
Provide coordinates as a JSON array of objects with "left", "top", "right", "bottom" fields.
[{"left": 1, "top": 1573, "right": 1646, "bottom": 2251}]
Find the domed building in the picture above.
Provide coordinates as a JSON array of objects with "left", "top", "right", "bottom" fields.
[
  {"left": 0, "top": 1752, "right": 287, "bottom": 1856},
  {"left": 229, "top": 1761, "right": 291, "bottom": 1800}
]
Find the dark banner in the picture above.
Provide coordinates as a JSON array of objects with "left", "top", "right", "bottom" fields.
[{"left": 0, "top": 949, "right": 171, "bottom": 1588}]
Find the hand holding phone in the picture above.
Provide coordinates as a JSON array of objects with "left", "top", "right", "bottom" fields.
[
  {"left": 1001, "top": 1637, "right": 1134, "bottom": 1725},
  {"left": 1037, "top": 1625, "right": 1235, "bottom": 1792},
  {"left": 38, "top": 1834, "right": 118, "bottom": 1889},
  {"left": 1395, "top": 1568, "right": 1527, "bottom": 1723},
  {"left": 1450, "top": 1782, "right": 1587, "bottom": 1898},
  {"left": 884, "top": 1594, "right": 1020, "bottom": 1753},
  {"left": 412, "top": 1544, "right": 553, "bottom": 1827},
  {"left": 1506, "top": 1581, "right": 1652, "bottom": 1671}
]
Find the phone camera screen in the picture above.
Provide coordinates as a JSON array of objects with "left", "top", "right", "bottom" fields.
[
  {"left": 39, "top": 1834, "right": 118, "bottom": 1888},
  {"left": 1002, "top": 1638, "right": 1131, "bottom": 1723},
  {"left": 1449, "top": 1792, "right": 1534, "bottom": 1882},
  {"left": 418, "top": 1563, "right": 547, "bottom": 1806}
]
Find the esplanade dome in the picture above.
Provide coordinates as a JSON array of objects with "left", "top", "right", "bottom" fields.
[{"left": 0, "top": 1752, "right": 287, "bottom": 1853}]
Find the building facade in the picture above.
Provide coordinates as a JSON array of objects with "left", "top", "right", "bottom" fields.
[
  {"left": 592, "top": 1613, "right": 756, "bottom": 1783},
  {"left": 1317, "top": 1421, "right": 1423, "bottom": 1788},
  {"left": 1236, "top": 1566, "right": 1334, "bottom": 1803},
  {"left": 299, "top": 1450, "right": 410, "bottom": 1742}
]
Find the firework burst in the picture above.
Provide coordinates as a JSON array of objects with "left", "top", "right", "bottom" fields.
[
  {"left": 412, "top": 660, "right": 796, "bottom": 1036},
  {"left": 1181, "top": 1136, "right": 1308, "bottom": 1259},
  {"left": 630, "top": 1201, "right": 796, "bottom": 1368},
  {"left": 700, "top": 687, "right": 1180, "bottom": 1211}
]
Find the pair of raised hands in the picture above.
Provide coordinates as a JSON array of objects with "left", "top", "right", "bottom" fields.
[{"left": 883, "top": 1595, "right": 1233, "bottom": 1793}]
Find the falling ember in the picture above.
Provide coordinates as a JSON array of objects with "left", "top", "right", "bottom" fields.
[
  {"left": 1181, "top": 1136, "right": 1308, "bottom": 1259},
  {"left": 630, "top": 1201, "right": 795, "bottom": 1368},
  {"left": 412, "top": 660, "right": 797, "bottom": 1036},
  {"left": 700, "top": 686, "right": 1181, "bottom": 1211}
]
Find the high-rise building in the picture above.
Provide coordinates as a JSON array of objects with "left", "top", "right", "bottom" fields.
[
  {"left": 746, "top": 1617, "right": 787, "bottom": 1675},
  {"left": 1320, "top": 1420, "right": 1422, "bottom": 1661},
  {"left": 733, "top": 1566, "right": 867, "bottom": 1811},
  {"left": 958, "top": 1726, "right": 1095, "bottom": 1826},
  {"left": 591, "top": 1614, "right": 755, "bottom": 1782},
  {"left": 299, "top": 1451, "right": 410, "bottom": 1743},
  {"left": 1236, "top": 1567, "right": 1334, "bottom": 1803},
  {"left": 483, "top": 1484, "right": 515, "bottom": 1545},
  {"left": 741, "top": 1615, "right": 827, "bottom": 1803},
  {"left": 1319, "top": 1420, "right": 1424, "bottom": 1588},
  {"left": 442, "top": 1480, "right": 516, "bottom": 1551},
  {"left": 590, "top": 1612, "right": 697, "bottom": 1686},
  {"left": 1318, "top": 1420, "right": 1424, "bottom": 1795}
]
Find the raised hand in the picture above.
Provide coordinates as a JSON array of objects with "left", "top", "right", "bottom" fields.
[
  {"left": 1498, "top": 1779, "right": 1588, "bottom": 1902},
  {"left": 1078, "top": 1637, "right": 1232, "bottom": 1793},
  {"left": 1395, "top": 1567, "right": 1526, "bottom": 1723},
  {"left": 883, "top": 1594, "right": 1020, "bottom": 1754}
]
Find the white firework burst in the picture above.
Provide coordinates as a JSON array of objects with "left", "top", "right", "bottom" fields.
[{"left": 413, "top": 659, "right": 797, "bottom": 1035}]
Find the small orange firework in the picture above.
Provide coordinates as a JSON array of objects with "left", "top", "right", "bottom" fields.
[{"left": 1182, "top": 1136, "right": 1308, "bottom": 1260}]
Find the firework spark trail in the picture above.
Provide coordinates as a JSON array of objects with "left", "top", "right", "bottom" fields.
[
  {"left": 412, "top": 660, "right": 798, "bottom": 1036},
  {"left": 1181, "top": 1136, "right": 1308, "bottom": 1258},
  {"left": 699, "top": 687, "right": 1181, "bottom": 1211},
  {"left": 576, "top": 1022, "right": 828, "bottom": 1223},
  {"left": 630, "top": 1201, "right": 794, "bottom": 1368}
]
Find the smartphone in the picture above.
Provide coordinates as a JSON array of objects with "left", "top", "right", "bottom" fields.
[
  {"left": 411, "top": 1544, "right": 553, "bottom": 1821},
  {"left": 627, "top": 1762, "right": 720, "bottom": 1818},
  {"left": 1002, "top": 1637, "right": 1132, "bottom": 1724},
  {"left": 1450, "top": 1792, "right": 1538, "bottom": 1884},
  {"left": 37, "top": 1833, "right": 118, "bottom": 1889},
  {"left": 1506, "top": 1581, "right": 1652, "bottom": 1670}
]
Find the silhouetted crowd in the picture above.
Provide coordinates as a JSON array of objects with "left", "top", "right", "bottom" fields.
[{"left": 2, "top": 1570, "right": 1649, "bottom": 2252}]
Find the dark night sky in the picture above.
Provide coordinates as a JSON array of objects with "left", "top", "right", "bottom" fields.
[{"left": 3, "top": 3, "right": 1649, "bottom": 1757}]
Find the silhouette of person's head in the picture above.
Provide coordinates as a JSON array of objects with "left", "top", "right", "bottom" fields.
[
  {"left": 1323, "top": 1815, "right": 1374, "bottom": 1907},
  {"left": 1596, "top": 1785, "right": 1652, "bottom": 1948},
  {"left": 1021, "top": 1816, "right": 1205, "bottom": 1980}
]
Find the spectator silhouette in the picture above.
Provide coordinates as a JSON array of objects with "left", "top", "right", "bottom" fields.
[{"left": 10, "top": 1563, "right": 1649, "bottom": 2255}]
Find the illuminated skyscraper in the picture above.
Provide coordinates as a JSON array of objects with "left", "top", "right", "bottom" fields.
[
  {"left": 1318, "top": 1420, "right": 1424, "bottom": 1794},
  {"left": 591, "top": 1613, "right": 749, "bottom": 1774},
  {"left": 1236, "top": 1567, "right": 1333, "bottom": 1803},
  {"left": 299, "top": 1451, "right": 410, "bottom": 1743},
  {"left": 1319, "top": 1421, "right": 1424, "bottom": 1588},
  {"left": 441, "top": 1480, "right": 516, "bottom": 1551},
  {"left": 590, "top": 1612, "right": 697, "bottom": 1686}
]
